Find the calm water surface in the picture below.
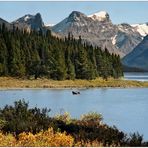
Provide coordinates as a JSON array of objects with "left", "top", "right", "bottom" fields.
[
  {"left": 1, "top": 88, "right": 148, "bottom": 140},
  {"left": 124, "top": 72, "right": 148, "bottom": 81}
]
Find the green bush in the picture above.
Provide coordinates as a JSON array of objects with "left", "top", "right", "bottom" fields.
[
  {"left": 81, "top": 112, "right": 103, "bottom": 123},
  {"left": 0, "top": 99, "right": 51, "bottom": 135},
  {"left": 0, "top": 99, "right": 147, "bottom": 146}
]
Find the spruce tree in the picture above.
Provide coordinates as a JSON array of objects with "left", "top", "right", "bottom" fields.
[
  {"left": 0, "top": 26, "right": 123, "bottom": 80},
  {"left": 0, "top": 36, "right": 8, "bottom": 75}
]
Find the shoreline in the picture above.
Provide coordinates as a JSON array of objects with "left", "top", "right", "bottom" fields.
[
  {"left": 1, "top": 77, "right": 148, "bottom": 89},
  {"left": 0, "top": 87, "right": 148, "bottom": 91}
]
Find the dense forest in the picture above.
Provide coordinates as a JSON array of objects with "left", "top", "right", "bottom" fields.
[{"left": 0, "top": 24, "right": 123, "bottom": 80}]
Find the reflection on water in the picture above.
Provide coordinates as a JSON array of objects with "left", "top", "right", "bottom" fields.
[{"left": 124, "top": 72, "right": 148, "bottom": 81}]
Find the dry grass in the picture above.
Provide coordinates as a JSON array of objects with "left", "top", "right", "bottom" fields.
[{"left": 0, "top": 76, "right": 148, "bottom": 89}]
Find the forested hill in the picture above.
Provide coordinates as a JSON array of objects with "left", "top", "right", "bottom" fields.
[{"left": 0, "top": 24, "right": 123, "bottom": 80}]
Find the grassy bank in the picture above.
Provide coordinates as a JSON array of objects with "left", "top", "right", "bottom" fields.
[{"left": 1, "top": 77, "right": 148, "bottom": 88}]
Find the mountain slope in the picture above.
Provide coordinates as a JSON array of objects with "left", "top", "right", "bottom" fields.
[
  {"left": 122, "top": 35, "right": 148, "bottom": 71},
  {"left": 115, "top": 23, "right": 142, "bottom": 55},
  {"left": 52, "top": 11, "right": 142, "bottom": 57},
  {"left": 0, "top": 18, "right": 12, "bottom": 29},
  {"left": 0, "top": 18, "right": 9, "bottom": 25}
]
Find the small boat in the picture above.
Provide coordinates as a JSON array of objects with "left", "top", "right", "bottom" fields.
[{"left": 72, "top": 91, "right": 80, "bottom": 95}]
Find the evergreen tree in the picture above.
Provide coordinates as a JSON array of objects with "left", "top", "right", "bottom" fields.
[
  {"left": 49, "top": 45, "right": 66, "bottom": 80},
  {"left": 0, "top": 26, "right": 123, "bottom": 80},
  {"left": 75, "top": 45, "right": 95, "bottom": 80},
  {"left": 65, "top": 46, "right": 75, "bottom": 80},
  {"left": 0, "top": 36, "right": 8, "bottom": 75}
]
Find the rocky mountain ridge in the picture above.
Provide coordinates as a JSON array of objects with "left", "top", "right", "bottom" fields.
[
  {"left": 52, "top": 11, "right": 143, "bottom": 57},
  {"left": 12, "top": 13, "right": 45, "bottom": 32},
  {"left": 0, "top": 11, "right": 147, "bottom": 58}
]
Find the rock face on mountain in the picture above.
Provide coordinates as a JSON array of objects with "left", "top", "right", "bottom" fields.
[
  {"left": 115, "top": 23, "right": 142, "bottom": 55},
  {"left": 122, "top": 35, "right": 148, "bottom": 71},
  {"left": 52, "top": 11, "right": 120, "bottom": 55},
  {"left": 12, "top": 13, "right": 45, "bottom": 32},
  {"left": 52, "top": 11, "right": 142, "bottom": 57}
]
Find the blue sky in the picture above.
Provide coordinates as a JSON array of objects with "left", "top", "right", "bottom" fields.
[{"left": 0, "top": 1, "right": 148, "bottom": 25}]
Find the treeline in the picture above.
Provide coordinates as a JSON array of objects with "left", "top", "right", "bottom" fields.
[
  {"left": 0, "top": 100, "right": 147, "bottom": 146},
  {"left": 0, "top": 24, "right": 123, "bottom": 80}
]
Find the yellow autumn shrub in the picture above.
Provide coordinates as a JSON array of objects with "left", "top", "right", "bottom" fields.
[
  {"left": 0, "top": 132, "right": 16, "bottom": 146},
  {"left": 16, "top": 128, "right": 74, "bottom": 147},
  {"left": 0, "top": 128, "right": 74, "bottom": 147},
  {"left": 0, "top": 130, "right": 118, "bottom": 147},
  {"left": 34, "top": 128, "right": 74, "bottom": 146},
  {"left": 16, "top": 132, "right": 36, "bottom": 146},
  {"left": 52, "top": 132, "right": 74, "bottom": 146}
]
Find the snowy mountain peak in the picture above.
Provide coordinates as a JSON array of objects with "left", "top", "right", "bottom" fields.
[
  {"left": 88, "top": 11, "right": 110, "bottom": 21},
  {"left": 13, "top": 13, "right": 42, "bottom": 24},
  {"left": 131, "top": 23, "right": 148, "bottom": 36},
  {"left": 12, "top": 13, "right": 44, "bottom": 31},
  {"left": 13, "top": 14, "right": 34, "bottom": 23}
]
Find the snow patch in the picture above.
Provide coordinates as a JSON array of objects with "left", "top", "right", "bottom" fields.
[
  {"left": 111, "top": 35, "right": 117, "bottom": 45},
  {"left": 24, "top": 16, "right": 30, "bottom": 21},
  {"left": 88, "top": 11, "right": 109, "bottom": 21},
  {"left": 131, "top": 24, "right": 148, "bottom": 36}
]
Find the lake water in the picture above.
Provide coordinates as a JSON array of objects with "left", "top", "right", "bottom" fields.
[
  {"left": 1, "top": 88, "right": 148, "bottom": 140},
  {"left": 124, "top": 72, "right": 148, "bottom": 81}
]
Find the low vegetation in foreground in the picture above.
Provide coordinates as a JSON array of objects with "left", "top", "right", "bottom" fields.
[
  {"left": 0, "top": 99, "right": 148, "bottom": 147},
  {"left": 1, "top": 76, "right": 148, "bottom": 88}
]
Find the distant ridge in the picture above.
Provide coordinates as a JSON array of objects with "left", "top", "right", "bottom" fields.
[{"left": 122, "top": 35, "right": 148, "bottom": 71}]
